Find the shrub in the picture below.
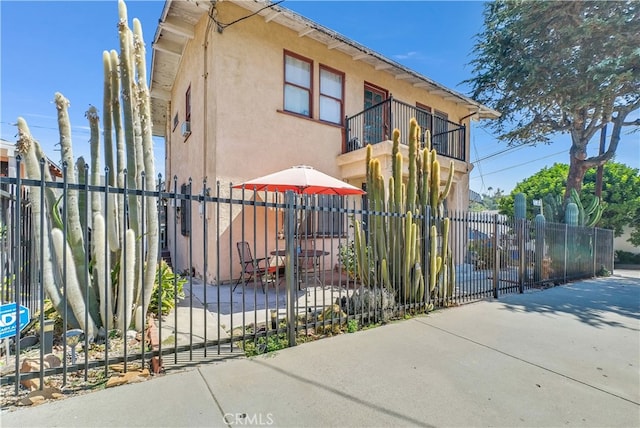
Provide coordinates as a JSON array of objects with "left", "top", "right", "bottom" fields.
[
  {"left": 148, "top": 261, "right": 186, "bottom": 317},
  {"left": 615, "top": 250, "right": 640, "bottom": 265}
]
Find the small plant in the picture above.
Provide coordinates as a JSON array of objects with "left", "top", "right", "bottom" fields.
[
  {"left": 243, "top": 333, "right": 288, "bottom": 356},
  {"left": 338, "top": 240, "right": 357, "bottom": 280},
  {"left": 339, "top": 238, "right": 375, "bottom": 282},
  {"left": 596, "top": 265, "right": 612, "bottom": 277},
  {"left": 346, "top": 318, "right": 358, "bottom": 333},
  {"left": 148, "top": 261, "right": 186, "bottom": 317}
]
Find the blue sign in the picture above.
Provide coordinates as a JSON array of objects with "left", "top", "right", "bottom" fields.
[{"left": 0, "top": 303, "right": 30, "bottom": 340}]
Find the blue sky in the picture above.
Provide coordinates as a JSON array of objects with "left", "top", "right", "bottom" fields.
[{"left": 1, "top": 0, "right": 638, "bottom": 194}]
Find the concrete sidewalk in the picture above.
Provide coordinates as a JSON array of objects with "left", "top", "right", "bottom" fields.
[{"left": 2, "top": 275, "right": 639, "bottom": 428}]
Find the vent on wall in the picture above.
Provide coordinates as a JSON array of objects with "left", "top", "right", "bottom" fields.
[{"left": 181, "top": 121, "right": 191, "bottom": 138}]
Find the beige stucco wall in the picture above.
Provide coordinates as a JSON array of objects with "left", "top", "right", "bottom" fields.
[
  {"left": 615, "top": 227, "right": 639, "bottom": 254},
  {"left": 164, "top": 2, "right": 477, "bottom": 281}
]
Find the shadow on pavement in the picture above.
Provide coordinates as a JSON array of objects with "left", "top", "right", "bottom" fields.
[{"left": 497, "top": 277, "right": 640, "bottom": 330}]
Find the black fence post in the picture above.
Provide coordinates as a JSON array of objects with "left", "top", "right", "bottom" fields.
[
  {"left": 492, "top": 214, "right": 499, "bottom": 299},
  {"left": 285, "top": 190, "right": 296, "bottom": 347},
  {"left": 388, "top": 95, "right": 394, "bottom": 140}
]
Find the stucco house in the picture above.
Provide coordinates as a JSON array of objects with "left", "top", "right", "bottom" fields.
[{"left": 149, "top": 0, "right": 499, "bottom": 281}]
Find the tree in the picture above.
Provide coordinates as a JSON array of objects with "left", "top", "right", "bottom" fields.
[
  {"left": 469, "top": 187, "right": 505, "bottom": 212},
  {"left": 467, "top": 1, "right": 640, "bottom": 199},
  {"left": 498, "top": 162, "right": 640, "bottom": 245}
]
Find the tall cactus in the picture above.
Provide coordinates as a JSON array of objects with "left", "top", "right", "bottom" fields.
[
  {"left": 354, "top": 118, "right": 455, "bottom": 306},
  {"left": 565, "top": 202, "right": 579, "bottom": 226},
  {"left": 14, "top": 0, "right": 158, "bottom": 337},
  {"left": 514, "top": 193, "right": 526, "bottom": 220}
]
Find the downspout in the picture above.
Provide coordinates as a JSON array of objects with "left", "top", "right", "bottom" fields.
[{"left": 203, "top": 5, "right": 214, "bottom": 183}]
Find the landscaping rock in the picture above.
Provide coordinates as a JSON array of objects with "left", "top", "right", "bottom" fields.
[
  {"left": 19, "top": 354, "right": 62, "bottom": 390},
  {"left": 106, "top": 368, "right": 150, "bottom": 388},
  {"left": 338, "top": 287, "right": 396, "bottom": 322},
  {"left": 17, "top": 387, "right": 63, "bottom": 406}
]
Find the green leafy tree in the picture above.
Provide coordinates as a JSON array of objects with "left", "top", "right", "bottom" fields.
[
  {"left": 467, "top": 1, "right": 640, "bottom": 199},
  {"left": 499, "top": 162, "right": 640, "bottom": 244},
  {"left": 470, "top": 187, "right": 505, "bottom": 212}
]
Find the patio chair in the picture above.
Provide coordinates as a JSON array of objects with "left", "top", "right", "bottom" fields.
[{"left": 233, "top": 241, "right": 278, "bottom": 293}]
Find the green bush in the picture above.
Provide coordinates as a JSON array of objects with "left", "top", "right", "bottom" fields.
[
  {"left": 148, "top": 261, "right": 186, "bottom": 317},
  {"left": 615, "top": 250, "right": 640, "bottom": 265},
  {"left": 338, "top": 239, "right": 375, "bottom": 281},
  {"left": 243, "top": 333, "right": 288, "bottom": 356},
  {"left": 338, "top": 240, "right": 357, "bottom": 279}
]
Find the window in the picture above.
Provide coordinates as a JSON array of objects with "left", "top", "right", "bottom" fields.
[
  {"left": 284, "top": 52, "right": 312, "bottom": 117},
  {"left": 297, "top": 195, "right": 345, "bottom": 238},
  {"left": 433, "top": 110, "right": 449, "bottom": 149},
  {"left": 363, "top": 83, "right": 389, "bottom": 143},
  {"left": 416, "top": 103, "right": 433, "bottom": 144},
  {"left": 173, "top": 112, "right": 179, "bottom": 131},
  {"left": 180, "top": 182, "right": 191, "bottom": 236},
  {"left": 317, "top": 195, "right": 345, "bottom": 236},
  {"left": 185, "top": 86, "right": 191, "bottom": 122},
  {"left": 319, "top": 66, "right": 344, "bottom": 124}
]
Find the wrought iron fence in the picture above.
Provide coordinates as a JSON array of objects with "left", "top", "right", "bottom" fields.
[
  {"left": 0, "top": 171, "right": 614, "bottom": 395},
  {"left": 344, "top": 96, "right": 466, "bottom": 161}
]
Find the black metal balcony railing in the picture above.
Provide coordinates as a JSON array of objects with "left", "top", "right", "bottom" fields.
[{"left": 344, "top": 97, "right": 466, "bottom": 161}]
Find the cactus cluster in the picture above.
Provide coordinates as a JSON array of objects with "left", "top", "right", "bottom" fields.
[
  {"left": 566, "top": 189, "right": 603, "bottom": 227},
  {"left": 14, "top": 0, "right": 158, "bottom": 338},
  {"left": 353, "top": 118, "right": 455, "bottom": 305},
  {"left": 537, "top": 189, "right": 603, "bottom": 227}
]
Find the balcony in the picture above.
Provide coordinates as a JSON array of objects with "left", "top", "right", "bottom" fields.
[{"left": 344, "top": 97, "right": 466, "bottom": 162}]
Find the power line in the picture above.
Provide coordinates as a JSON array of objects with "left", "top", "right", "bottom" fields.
[
  {"left": 475, "top": 150, "right": 566, "bottom": 178},
  {"left": 471, "top": 142, "right": 532, "bottom": 163},
  {"left": 0, "top": 121, "right": 93, "bottom": 136}
]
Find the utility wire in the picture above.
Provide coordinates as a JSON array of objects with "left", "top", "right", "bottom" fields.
[
  {"left": 472, "top": 142, "right": 532, "bottom": 163},
  {"left": 1, "top": 121, "right": 92, "bottom": 136},
  {"left": 474, "top": 149, "right": 566, "bottom": 178},
  {"left": 210, "top": 0, "right": 284, "bottom": 32}
]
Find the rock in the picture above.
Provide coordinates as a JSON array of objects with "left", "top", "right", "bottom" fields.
[
  {"left": 126, "top": 330, "right": 138, "bottom": 341},
  {"left": 106, "top": 369, "right": 150, "bottom": 388},
  {"left": 17, "top": 387, "right": 63, "bottom": 406},
  {"left": 339, "top": 287, "right": 396, "bottom": 322},
  {"left": 108, "top": 363, "right": 141, "bottom": 373},
  {"left": 19, "top": 354, "right": 62, "bottom": 390}
]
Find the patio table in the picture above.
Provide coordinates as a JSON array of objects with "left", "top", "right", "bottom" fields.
[{"left": 270, "top": 249, "right": 329, "bottom": 286}]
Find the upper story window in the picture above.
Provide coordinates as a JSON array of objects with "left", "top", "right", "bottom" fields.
[
  {"left": 416, "top": 102, "right": 433, "bottom": 141},
  {"left": 185, "top": 85, "right": 191, "bottom": 122},
  {"left": 319, "top": 66, "right": 344, "bottom": 124},
  {"left": 433, "top": 109, "right": 449, "bottom": 149},
  {"left": 284, "top": 51, "right": 312, "bottom": 117}
]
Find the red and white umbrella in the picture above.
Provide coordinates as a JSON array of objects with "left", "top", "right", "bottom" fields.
[{"left": 233, "top": 165, "right": 365, "bottom": 196}]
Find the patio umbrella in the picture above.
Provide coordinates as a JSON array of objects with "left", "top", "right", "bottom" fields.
[{"left": 232, "top": 165, "right": 365, "bottom": 195}]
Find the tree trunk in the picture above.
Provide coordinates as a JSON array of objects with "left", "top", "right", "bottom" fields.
[
  {"left": 565, "top": 156, "right": 590, "bottom": 200},
  {"left": 564, "top": 139, "right": 590, "bottom": 200}
]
